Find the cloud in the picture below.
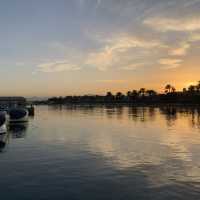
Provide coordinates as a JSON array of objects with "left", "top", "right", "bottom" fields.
[
  {"left": 37, "top": 60, "right": 81, "bottom": 72},
  {"left": 158, "top": 58, "right": 183, "bottom": 69},
  {"left": 79, "top": 0, "right": 101, "bottom": 8},
  {"left": 144, "top": 17, "right": 200, "bottom": 32},
  {"left": 86, "top": 35, "right": 163, "bottom": 70},
  {"left": 143, "top": 16, "right": 200, "bottom": 61},
  {"left": 183, "top": 0, "right": 200, "bottom": 7},
  {"left": 168, "top": 32, "right": 200, "bottom": 57},
  {"left": 96, "top": 79, "right": 127, "bottom": 83},
  {"left": 121, "top": 63, "right": 145, "bottom": 70},
  {"left": 86, "top": 46, "right": 116, "bottom": 71},
  {"left": 189, "top": 32, "right": 200, "bottom": 42},
  {"left": 169, "top": 43, "right": 190, "bottom": 56}
]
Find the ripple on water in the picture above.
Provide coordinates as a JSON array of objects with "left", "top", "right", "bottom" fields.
[{"left": 0, "top": 105, "right": 200, "bottom": 199}]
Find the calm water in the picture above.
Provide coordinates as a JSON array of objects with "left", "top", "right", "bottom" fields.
[{"left": 1, "top": 105, "right": 200, "bottom": 199}]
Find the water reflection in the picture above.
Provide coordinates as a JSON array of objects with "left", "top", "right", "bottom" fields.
[
  {"left": 48, "top": 105, "right": 200, "bottom": 129},
  {"left": 159, "top": 107, "right": 177, "bottom": 127},
  {"left": 1, "top": 105, "right": 200, "bottom": 199},
  {"left": 8, "top": 123, "right": 28, "bottom": 139},
  {"left": 0, "top": 133, "right": 9, "bottom": 152}
]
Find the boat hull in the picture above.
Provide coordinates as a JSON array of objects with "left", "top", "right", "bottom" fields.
[
  {"left": 9, "top": 108, "right": 29, "bottom": 123},
  {"left": 0, "top": 124, "right": 7, "bottom": 134},
  {"left": 0, "top": 112, "right": 7, "bottom": 133}
]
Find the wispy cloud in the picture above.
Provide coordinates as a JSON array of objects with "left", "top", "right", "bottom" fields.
[
  {"left": 79, "top": 0, "right": 102, "bottom": 8},
  {"left": 144, "top": 17, "right": 200, "bottom": 32},
  {"left": 121, "top": 63, "right": 145, "bottom": 70},
  {"left": 169, "top": 43, "right": 190, "bottom": 56},
  {"left": 158, "top": 58, "right": 183, "bottom": 69},
  {"left": 86, "top": 35, "right": 163, "bottom": 70},
  {"left": 96, "top": 79, "right": 128, "bottom": 83},
  {"left": 189, "top": 32, "right": 200, "bottom": 42},
  {"left": 38, "top": 60, "right": 81, "bottom": 73},
  {"left": 183, "top": 0, "right": 200, "bottom": 7}
]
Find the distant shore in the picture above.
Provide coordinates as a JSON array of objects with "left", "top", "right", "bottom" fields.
[
  {"left": 33, "top": 83, "right": 200, "bottom": 106},
  {"left": 34, "top": 102, "right": 200, "bottom": 107}
]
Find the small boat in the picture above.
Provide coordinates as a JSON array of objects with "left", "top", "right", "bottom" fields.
[
  {"left": 9, "top": 108, "right": 28, "bottom": 123},
  {"left": 0, "top": 112, "right": 7, "bottom": 134},
  {"left": 27, "top": 105, "right": 35, "bottom": 116}
]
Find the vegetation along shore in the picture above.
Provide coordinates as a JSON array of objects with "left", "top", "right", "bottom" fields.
[{"left": 35, "top": 82, "right": 200, "bottom": 105}]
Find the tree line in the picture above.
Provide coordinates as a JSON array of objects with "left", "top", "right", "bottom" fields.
[{"left": 36, "top": 81, "right": 200, "bottom": 105}]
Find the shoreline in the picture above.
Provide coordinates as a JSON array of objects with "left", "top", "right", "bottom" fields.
[{"left": 34, "top": 102, "right": 200, "bottom": 107}]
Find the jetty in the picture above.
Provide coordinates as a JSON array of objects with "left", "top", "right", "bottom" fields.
[
  {"left": 0, "top": 97, "right": 26, "bottom": 108},
  {"left": 0, "top": 97, "right": 34, "bottom": 116}
]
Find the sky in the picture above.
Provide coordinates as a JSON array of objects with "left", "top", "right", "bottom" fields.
[{"left": 0, "top": 0, "right": 200, "bottom": 96}]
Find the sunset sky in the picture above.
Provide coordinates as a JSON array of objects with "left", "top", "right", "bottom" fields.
[{"left": 0, "top": 0, "right": 200, "bottom": 96}]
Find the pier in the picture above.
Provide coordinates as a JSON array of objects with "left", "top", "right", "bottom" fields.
[
  {"left": 0, "top": 97, "right": 26, "bottom": 108},
  {"left": 0, "top": 97, "right": 34, "bottom": 116}
]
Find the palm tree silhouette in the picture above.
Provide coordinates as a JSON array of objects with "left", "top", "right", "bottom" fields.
[
  {"left": 165, "top": 84, "right": 172, "bottom": 93},
  {"left": 127, "top": 91, "right": 132, "bottom": 98},
  {"left": 183, "top": 88, "right": 187, "bottom": 93},
  {"left": 106, "top": 92, "right": 113, "bottom": 97},
  {"left": 196, "top": 81, "right": 200, "bottom": 92},
  {"left": 126, "top": 91, "right": 132, "bottom": 102},
  {"left": 139, "top": 88, "right": 146, "bottom": 97},
  {"left": 106, "top": 92, "right": 114, "bottom": 102},
  {"left": 116, "top": 92, "right": 124, "bottom": 101},
  {"left": 188, "top": 85, "right": 195, "bottom": 93},
  {"left": 131, "top": 90, "right": 138, "bottom": 97},
  {"left": 171, "top": 87, "right": 176, "bottom": 93},
  {"left": 146, "top": 90, "right": 157, "bottom": 96}
]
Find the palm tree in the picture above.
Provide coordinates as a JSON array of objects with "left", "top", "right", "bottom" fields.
[
  {"left": 146, "top": 90, "right": 157, "bottom": 97},
  {"left": 188, "top": 85, "right": 195, "bottom": 93},
  {"left": 165, "top": 84, "right": 172, "bottom": 93},
  {"left": 171, "top": 87, "right": 176, "bottom": 93},
  {"left": 126, "top": 91, "right": 132, "bottom": 102},
  {"left": 183, "top": 88, "right": 187, "bottom": 93},
  {"left": 106, "top": 92, "right": 113, "bottom": 97},
  {"left": 128, "top": 90, "right": 138, "bottom": 101},
  {"left": 139, "top": 88, "right": 146, "bottom": 97},
  {"left": 196, "top": 81, "right": 200, "bottom": 92},
  {"left": 116, "top": 92, "right": 124, "bottom": 101},
  {"left": 131, "top": 90, "right": 138, "bottom": 97},
  {"left": 105, "top": 92, "right": 114, "bottom": 102},
  {"left": 165, "top": 84, "right": 176, "bottom": 94},
  {"left": 127, "top": 91, "right": 132, "bottom": 98}
]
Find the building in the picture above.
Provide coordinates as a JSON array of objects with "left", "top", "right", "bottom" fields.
[{"left": 0, "top": 97, "right": 27, "bottom": 108}]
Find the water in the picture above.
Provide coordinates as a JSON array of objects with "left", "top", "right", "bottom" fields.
[{"left": 0, "top": 105, "right": 200, "bottom": 199}]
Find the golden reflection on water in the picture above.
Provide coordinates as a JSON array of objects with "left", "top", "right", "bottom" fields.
[
  {"left": 1, "top": 105, "right": 200, "bottom": 199},
  {"left": 51, "top": 105, "right": 200, "bottom": 183},
  {"left": 9, "top": 105, "right": 200, "bottom": 185}
]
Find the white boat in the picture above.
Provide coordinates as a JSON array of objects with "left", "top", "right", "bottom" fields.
[
  {"left": 0, "top": 112, "right": 7, "bottom": 134},
  {"left": 0, "top": 124, "right": 7, "bottom": 134},
  {"left": 8, "top": 108, "right": 28, "bottom": 123}
]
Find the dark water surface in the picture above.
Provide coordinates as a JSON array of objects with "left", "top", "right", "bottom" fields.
[{"left": 0, "top": 105, "right": 200, "bottom": 199}]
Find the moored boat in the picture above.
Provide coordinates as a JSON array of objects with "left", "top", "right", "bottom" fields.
[
  {"left": 27, "top": 105, "right": 35, "bottom": 116},
  {"left": 0, "top": 112, "right": 7, "bottom": 134},
  {"left": 0, "top": 132, "right": 8, "bottom": 151},
  {"left": 9, "top": 108, "right": 28, "bottom": 123}
]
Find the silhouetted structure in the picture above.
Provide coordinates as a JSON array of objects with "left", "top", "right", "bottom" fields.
[
  {"left": 0, "top": 97, "right": 26, "bottom": 108},
  {"left": 35, "top": 82, "right": 200, "bottom": 105}
]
